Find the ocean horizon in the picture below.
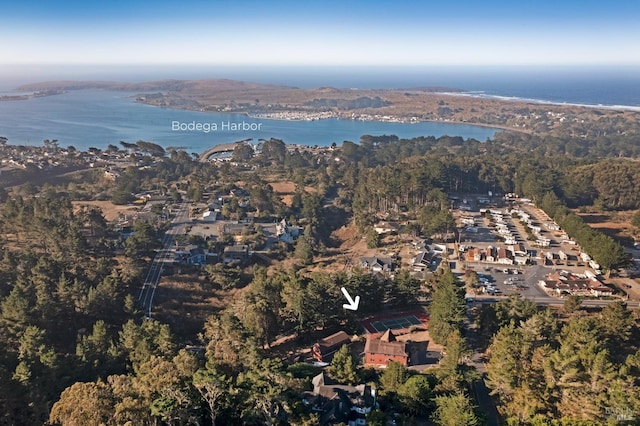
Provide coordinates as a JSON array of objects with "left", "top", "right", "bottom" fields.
[{"left": 1, "top": 64, "right": 639, "bottom": 107}]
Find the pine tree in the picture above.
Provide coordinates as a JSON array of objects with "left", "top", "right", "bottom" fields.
[
  {"left": 432, "top": 392, "right": 479, "bottom": 426},
  {"left": 330, "top": 344, "right": 359, "bottom": 385},
  {"left": 428, "top": 270, "right": 466, "bottom": 344}
]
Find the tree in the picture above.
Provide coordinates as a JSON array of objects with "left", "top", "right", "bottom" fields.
[
  {"left": 428, "top": 270, "right": 466, "bottom": 344},
  {"left": 599, "top": 301, "right": 633, "bottom": 356},
  {"left": 365, "top": 410, "right": 388, "bottom": 426},
  {"left": 440, "top": 330, "right": 471, "bottom": 374},
  {"left": 124, "top": 220, "right": 160, "bottom": 259},
  {"left": 294, "top": 237, "right": 313, "bottom": 265},
  {"left": 232, "top": 143, "right": 254, "bottom": 162},
  {"left": 463, "top": 270, "right": 479, "bottom": 292},
  {"left": 261, "top": 138, "right": 286, "bottom": 164},
  {"left": 397, "top": 375, "right": 433, "bottom": 416},
  {"left": 563, "top": 295, "right": 583, "bottom": 314},
  {"left": 632, "top": 209, "right": 640, "bottom": 228},
  {"left": 432, "top": 392, "right": 479, "bottom": 426},
  {"left": 205, "top": 264, "right": 241, "bottom": 290},
  {"left": 366, "top": 228, "right": 381, "bottom": 249},
  {"left": 330, "top": 344, "right": 359, "bottom": 385},
  {"left": 485, "top": 311, "right": 563, "bottom": 422},
  {"left": 192, "top": 367, "right": 230, "bottom": 426},
  {"left": 13, "top": 325, "right": 58, "bottom": 390},
  {"left": 118, "top": 319, "right": 175, "bottom": 368},
  {"left": 389, "top": 269, "right": 421, "bottom": 307},
  {"left": 76, "top": 320, "right": 119, "bottom": 375},
  {"left": 135, "top": 355, "right": 200, "bottom": 425},
  {"left": 380, "top": 361, "right": 408, "bottom": 394},
  {"left": 49, "top": 381, "right": 115, "bottom": 426},
  {"left": 493, "top": 295, "right": 538, "bottom": 327},
  {"left": 135, "top": 140, "right": 165, "bottom": 156},
  {"left": 201, "top": 312, "right": 261, "bottom": 374}
]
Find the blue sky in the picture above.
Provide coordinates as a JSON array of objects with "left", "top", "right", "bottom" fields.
[{"left": 2, "top": 0, "right": 639, "bottom": 66}]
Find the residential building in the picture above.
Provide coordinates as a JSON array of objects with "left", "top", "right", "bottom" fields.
[
  {"left": 275, "top": 218, "right": 301, "bottom": 244},
  {"left": 223, "top": 244, "right": 249, "bottom": 264},
  {"left": 373, "top": 221, "right": 400, "bottom": 235},
  {"left": 304, "top": 373, "right": 377, "bottom": 426},
  {"left": 497, "top": 248, "right": 514, "bottom": 265},
  {"left": 312, "top": 331, "right": 352, "bottom": 363},
  {"left": 202, "top": 210, "right": 217, "bottom": 222},
  {"left": 411, "top": 251, "right": 432, "bottom": 271},
  {"left": 359, "top": 256, "right": 395, "bottom": 273},
  {"left": 364, "top": 329, "right": 409, "bottom": 367}
]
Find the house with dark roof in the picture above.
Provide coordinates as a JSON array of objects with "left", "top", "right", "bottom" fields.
[
  {"left": 359, "top": 256, "right": 395, "bottom": 273},
  {"left": 304, "top": 373, "right": 377, "bottom": 426},
  {"left": 223, "top": 244, "right": 249, "bottom": 264},
  {"left": 411, "top": 251, "right": 432, "bottom": 271},
  {"left": 497, "top": 247, "right": 514, "bottom": 265},
  {"left": 174, "top": 244, "right": 208, "bottom": 266},
  {"left": 364, "top": 330, "right": 409, "bottom": 367},
  {"left": 312, "top": 331, "right": 352, "bottom": 363}
]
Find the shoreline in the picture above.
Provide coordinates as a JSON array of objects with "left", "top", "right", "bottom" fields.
[
  {"left": 443, "top": 91, "right": 640, "bottom": 113},
  {"left": 132, "top": 103, "right": 528, "bottom": 135},
  {"left": 247, "top": 112, "right": 527, "bottom": 134},
  {"left": 8, "top": 81, "right": 640, "bottom": 112}
]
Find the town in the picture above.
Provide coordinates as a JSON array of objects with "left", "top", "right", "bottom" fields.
[{"left": 1, "top": 131, "right": 639, "bottom": 425}]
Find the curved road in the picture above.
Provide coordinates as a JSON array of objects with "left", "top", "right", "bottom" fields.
[{"left": 138, "top": 201, "right": 190, "bottom": 318}]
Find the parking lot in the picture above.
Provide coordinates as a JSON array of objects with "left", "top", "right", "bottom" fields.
[
  {"left": 461, "top": 264, "right": 553, "bottom": 299},
  {"left": 453, "top": 200, "right": 586, "bottom": 299}
]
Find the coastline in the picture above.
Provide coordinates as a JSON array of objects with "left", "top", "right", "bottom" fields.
[
  {"left": 444, "top": 91, "right": 640, "bottom": 113},
  {"left": 3, "top": 82, "right": 638, "bottom": 149},
  {"left": 247, "top": 111, "right": 527, "bottom": 134},
  {"left": 0, "top": 89, "right": 67, "bottom": 102},
  {"left": 131, "top": 97, "right": 528, "bottom": 134}
]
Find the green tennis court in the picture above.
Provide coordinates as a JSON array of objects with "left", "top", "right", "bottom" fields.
[{"left": 370, "top": 315, "right": 424, "bottom": 333}]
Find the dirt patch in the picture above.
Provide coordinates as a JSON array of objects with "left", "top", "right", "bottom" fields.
[
  {"left": 268, "top": 181, "right": 317, "bottom": 206},
  {"left": 609, "top": 277, "right": 640, "bottom": 301},
  {"left": 72, "top": 200, "right": 139, "bottom": 222},
  {"left": 578, "top": 211, "right": 637, "bottom": 247},
  {"left": 269, "top": 181, "right": 296, "bottom": 194}
]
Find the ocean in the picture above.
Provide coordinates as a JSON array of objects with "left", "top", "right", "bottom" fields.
[{"left": 1, "top": 65, "right": 638, "bottom": 152}]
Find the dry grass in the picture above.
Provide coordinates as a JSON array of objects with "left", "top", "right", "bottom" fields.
[
  {"left": 72, "top": 200, "right": 140, "bottom": 222},
  {"left": 152, "top": 272, "right": 247, "bottom": 339},
  {"left": 268, "top": 180, "right": 317, "bottom": 206},
  {"left": 578, "top": 211, "right": 637, "bottom": 247}
]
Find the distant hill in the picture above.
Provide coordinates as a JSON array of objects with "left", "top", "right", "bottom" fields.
[{"left": 16, "top": 78, "right": 297, "bottom": 92}]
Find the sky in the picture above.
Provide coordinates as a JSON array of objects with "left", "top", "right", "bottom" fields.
[{"left": 2, "top": 0, "right": 639, "bottom": 67}]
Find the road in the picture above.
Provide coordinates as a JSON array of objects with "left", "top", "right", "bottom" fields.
[
  {"left": 138, "top": 201, "right": 190, "bottom": 318},
  {"left": 467, "top": 294, "right": 640, "bottom": 309}
]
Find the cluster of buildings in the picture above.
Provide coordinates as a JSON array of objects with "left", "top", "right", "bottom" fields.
[
  {"left": 307, "top": 326, "right": 421, "bottom": 424},
  {"left": 463, "top": 244, "right": 529, "bottom": 266},
  {"left": 312, "top": 330, "right": 409, "bottom": 367},
  {"left": 539, "top": 270, "right": 613, "bottom": 297},
  {"left": 0, "top": 144, "right": 68, "bottom": 170}
]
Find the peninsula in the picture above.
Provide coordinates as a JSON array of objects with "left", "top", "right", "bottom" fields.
[{"left": 16, "top": 78, "right": 640, "bottom": 137}]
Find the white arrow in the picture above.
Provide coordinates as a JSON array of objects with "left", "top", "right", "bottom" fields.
[{"left": 341, "top": 287, "right": 360, "bottom": 311}]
